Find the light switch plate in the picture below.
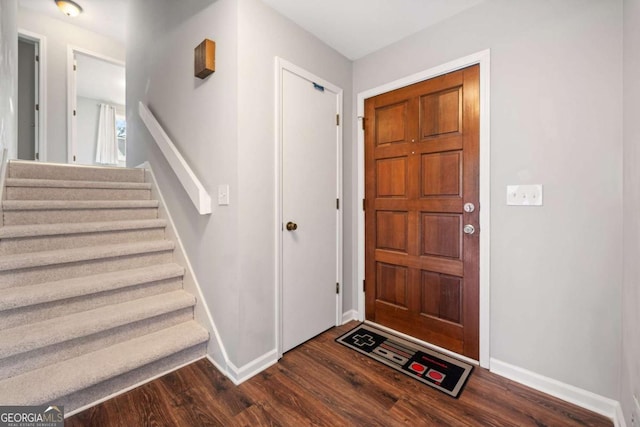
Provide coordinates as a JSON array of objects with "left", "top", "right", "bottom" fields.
[
  {"left": 507, "top": 184, "right": 543, "bottom": 206},
  {"left": 217, "top": 184, "right": 229, "bottom": 206}
]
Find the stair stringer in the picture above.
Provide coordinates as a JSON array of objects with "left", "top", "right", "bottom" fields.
[
  {"left": 138, "top": 161, "right": 230, "bottom": 376},
  {"left": 0, "top": 149, "right": 9, "bottom": 228}
]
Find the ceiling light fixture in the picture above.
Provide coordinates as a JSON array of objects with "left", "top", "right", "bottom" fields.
[{"left": 54, "top": 0, "right": 83, "bottom": 17}]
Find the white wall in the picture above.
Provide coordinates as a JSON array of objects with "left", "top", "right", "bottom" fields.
[
  {"left": 17, "top": 8, "right": 124, "bottom": 163},
  {"left": 236, "top": 0, "right": 352, "bottom": 366},
  {"left": 353, "top": 0, "right": 622, "bottom": 399},
  {"left": 127, "top": 0, "right": 240, "bottom": 365},
  {"left": 76, "top": 97, "right": 98, "bottom": 164},
  {"left": 126, "top": 0, "right": 352, "bottom": 371},
  {"left": 622, "top": 0, "right": 640, "bottom": 423},
  {"left": 0, "top": 0, "right": 17, "bottom": 159}
]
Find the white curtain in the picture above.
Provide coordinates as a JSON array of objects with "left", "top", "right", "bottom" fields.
[{"left": 95, "top": 103, "right": 118, "bottom": 165}]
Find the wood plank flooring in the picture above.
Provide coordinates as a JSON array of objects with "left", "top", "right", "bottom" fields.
[{"left": 67, "top": 322, "right": 612, "bottom": 426}]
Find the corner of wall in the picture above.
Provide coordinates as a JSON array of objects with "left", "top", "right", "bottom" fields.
[{"left": 225, "top": 349, "right": 278, "bottom": 385}]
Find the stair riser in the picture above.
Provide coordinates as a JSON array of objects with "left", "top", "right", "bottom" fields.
[
  {"left": 0, "top": 251, "right": 174, "bottom": 288},
  {"left": 0, "top": 228, "right": 166, "bottom": 255},
  {"left": 9, "top": 163, "right": 145, "bottom": 183},
  {"left": 0, "top": 308, "right": 194, "bottom": 380},
  {"left": 62, "top": 343, "right": 207, "bottom": 414},
  {"left": 6, "top": 187, "right": 151, "bottom": 201},
  {"left": 3, "top": 208, "right": 158, "bottom": 225},
  {"left": 0, "top": 277, "right": 183, "bottom": 330}
]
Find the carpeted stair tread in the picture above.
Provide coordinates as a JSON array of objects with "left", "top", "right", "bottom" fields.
[
  {"left": 0, "top": 321, "right": 208, "bottom": 405},
  {"left": 8, "top": 161, "right": 145, "bottom": 183},
  {"left": 0, "top": 240, "right": 174, "bottom": 272},
  {"left": 0, "top": 263, "right": 185, "bottom": 312},
  {"left": 0, "top": 219, "right": 167, "bottom": 239},
  {"left": 0, "top": 160, "right": 210, "bottom": 411},
  {"left": 5, "top": 178, "right": 151, "bottom": 190},
  {"left": 2, "top": 200, "right": 159, "bottom": 210},
  {"left": 0, "top": 290, "right": 196, "bottom": 359}
]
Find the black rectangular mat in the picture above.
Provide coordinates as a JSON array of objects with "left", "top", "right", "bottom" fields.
[{"left": 336, "top": 323, "right": 473, "bottom": 398}]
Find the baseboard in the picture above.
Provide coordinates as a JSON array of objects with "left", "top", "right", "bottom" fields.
[
  {"left": 614, "top": 402, "right": 628, "bottom": 427},
  {"left": 140, "top": 162, "right": 230, "bottom": 377},
  {"left": 226, "top": 349, "right": 279, "bottom": 385},
  {"left": 65, "top": 355, "right": 206, "bottom": 418},
  {"left": 206, "top": 354, "right": 228, "bottom": 376},
  {"left": 490, "top": 358, "right": 623, "bottom": 425},
  {"left": 341, "top": 309, "right": 358, "bottom": 324},
  {"left": 0, "top": 149, "right": 9, "bottom": 228}
]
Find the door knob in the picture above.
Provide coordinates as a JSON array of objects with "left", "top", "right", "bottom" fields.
[
  {"left": 463, "top": 224, "right": 475, "bottom": 235},
  {"left": 286, "top": 221, "right": 298, "bottom": 231}
]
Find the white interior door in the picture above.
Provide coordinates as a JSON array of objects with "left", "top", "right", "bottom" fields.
[{"left": 282, "top": 67, "right": 340, "bottom": 353}]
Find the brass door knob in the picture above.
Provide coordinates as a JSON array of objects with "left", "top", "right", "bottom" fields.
[{"left": 286, "top": 221, "right": 298, "bottom": 231}]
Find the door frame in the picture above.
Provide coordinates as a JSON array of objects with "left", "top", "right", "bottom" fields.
[
  {"left": 17, "top": 29, "right": 47, "bottom": 162},
  {"left": 275, "top": 57, "right": 343, "bottom": 358},
  {"left": 66, "top": 46, "right": 125, "bottom": 164},
  {"left": 356, "top": 49, "right": 491, "bottom": 368}
]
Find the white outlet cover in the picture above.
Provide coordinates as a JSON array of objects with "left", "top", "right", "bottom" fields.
[{"left": 506, "top": 184, "right": 543, "bottom": 206}]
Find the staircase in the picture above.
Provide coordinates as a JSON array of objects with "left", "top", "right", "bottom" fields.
[{"left": 0, "top": 160, "right": 209, "bottom": 414}]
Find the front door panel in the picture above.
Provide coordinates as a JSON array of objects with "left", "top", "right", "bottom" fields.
[{"left": 365, "top": 65, "right": 480, "bottom": 359}]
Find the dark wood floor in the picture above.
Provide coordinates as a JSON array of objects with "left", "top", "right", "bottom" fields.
[{"left": 67, "top": 322, "right": 612, "bottom": 426}]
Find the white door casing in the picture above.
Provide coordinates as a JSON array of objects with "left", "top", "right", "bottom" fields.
[
  {"left": 277, "top": 59, "right": 343, "bottom": 355},
  {"left": 18, "top": 29, "right": 47, "bottom": 162},
  {"left": 66, "top": 46, "right": 124, "bottom": 164}
]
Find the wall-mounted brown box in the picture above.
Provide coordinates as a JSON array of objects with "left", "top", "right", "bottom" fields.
[{"left": 195, "top": 39, "right": 215, "bottom": 79}]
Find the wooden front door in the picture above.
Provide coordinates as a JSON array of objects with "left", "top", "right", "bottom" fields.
[{"left": 364, "top": 65, "right": 480, "bottom": 359}]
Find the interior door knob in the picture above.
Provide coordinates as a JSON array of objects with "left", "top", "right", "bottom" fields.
[
  {"left": 463, "top": 224, "right": 475, "bottom": 235},
  {"left": 286, "top": 221, "right": 298, "bottom": 231}
]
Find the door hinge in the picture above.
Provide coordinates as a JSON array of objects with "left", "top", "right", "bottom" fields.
[
  {"left": 35, "top": 104, "right": 39, "bottom": 111},
  {"left": 73, "top": 155, "right": 76, "bottom": 162},
  {"left": 361, "top": 117, "right": 365, "bottom": 130},
  {"left": 73, "top": 64, "right": 77, "bottom": 71},
  {"left": 336, "top": 198, "right": 339, "bottom": 210},
  {"left": 362, "top": 198, "right": 366, "bottom": 211},
  {"left": 35, "top": 55, "right": 39, "bottom": 62},
  {"left": 73, "top": 110, "right": 76, "bottom": 116},
  {"left": 363, "top": 279, "right": 366, "bottom": 292},
  {"left": 336, "top": 114, "right": 340, "bottom": 126},
  {"left": 336, "top": 282, "right": 340, "bottom": 294},
  {"left": 35, "top": 152, "right": 39, "bottom": 160}
]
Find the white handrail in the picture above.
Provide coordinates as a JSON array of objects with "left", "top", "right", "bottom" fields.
[{"left": 138, "top": 102, "right": 212, "bottom": 215}]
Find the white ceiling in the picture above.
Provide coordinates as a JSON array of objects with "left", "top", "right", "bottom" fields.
[
  {"left": 260, "top": 0, "right": 484, "bottom": 59},
  {"left": 18, "top": 0, "right": 484, "bottom": 60},
  {"left": 19, "top": 0, "right": 128, "bottom": 43},
  {"left": 76, "top": 53, "right": 126, "bottom": 105}
]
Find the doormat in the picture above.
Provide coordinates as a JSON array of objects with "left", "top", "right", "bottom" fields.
[{"left": 335, "top": 323, "right": 473, "bottom": 398}]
